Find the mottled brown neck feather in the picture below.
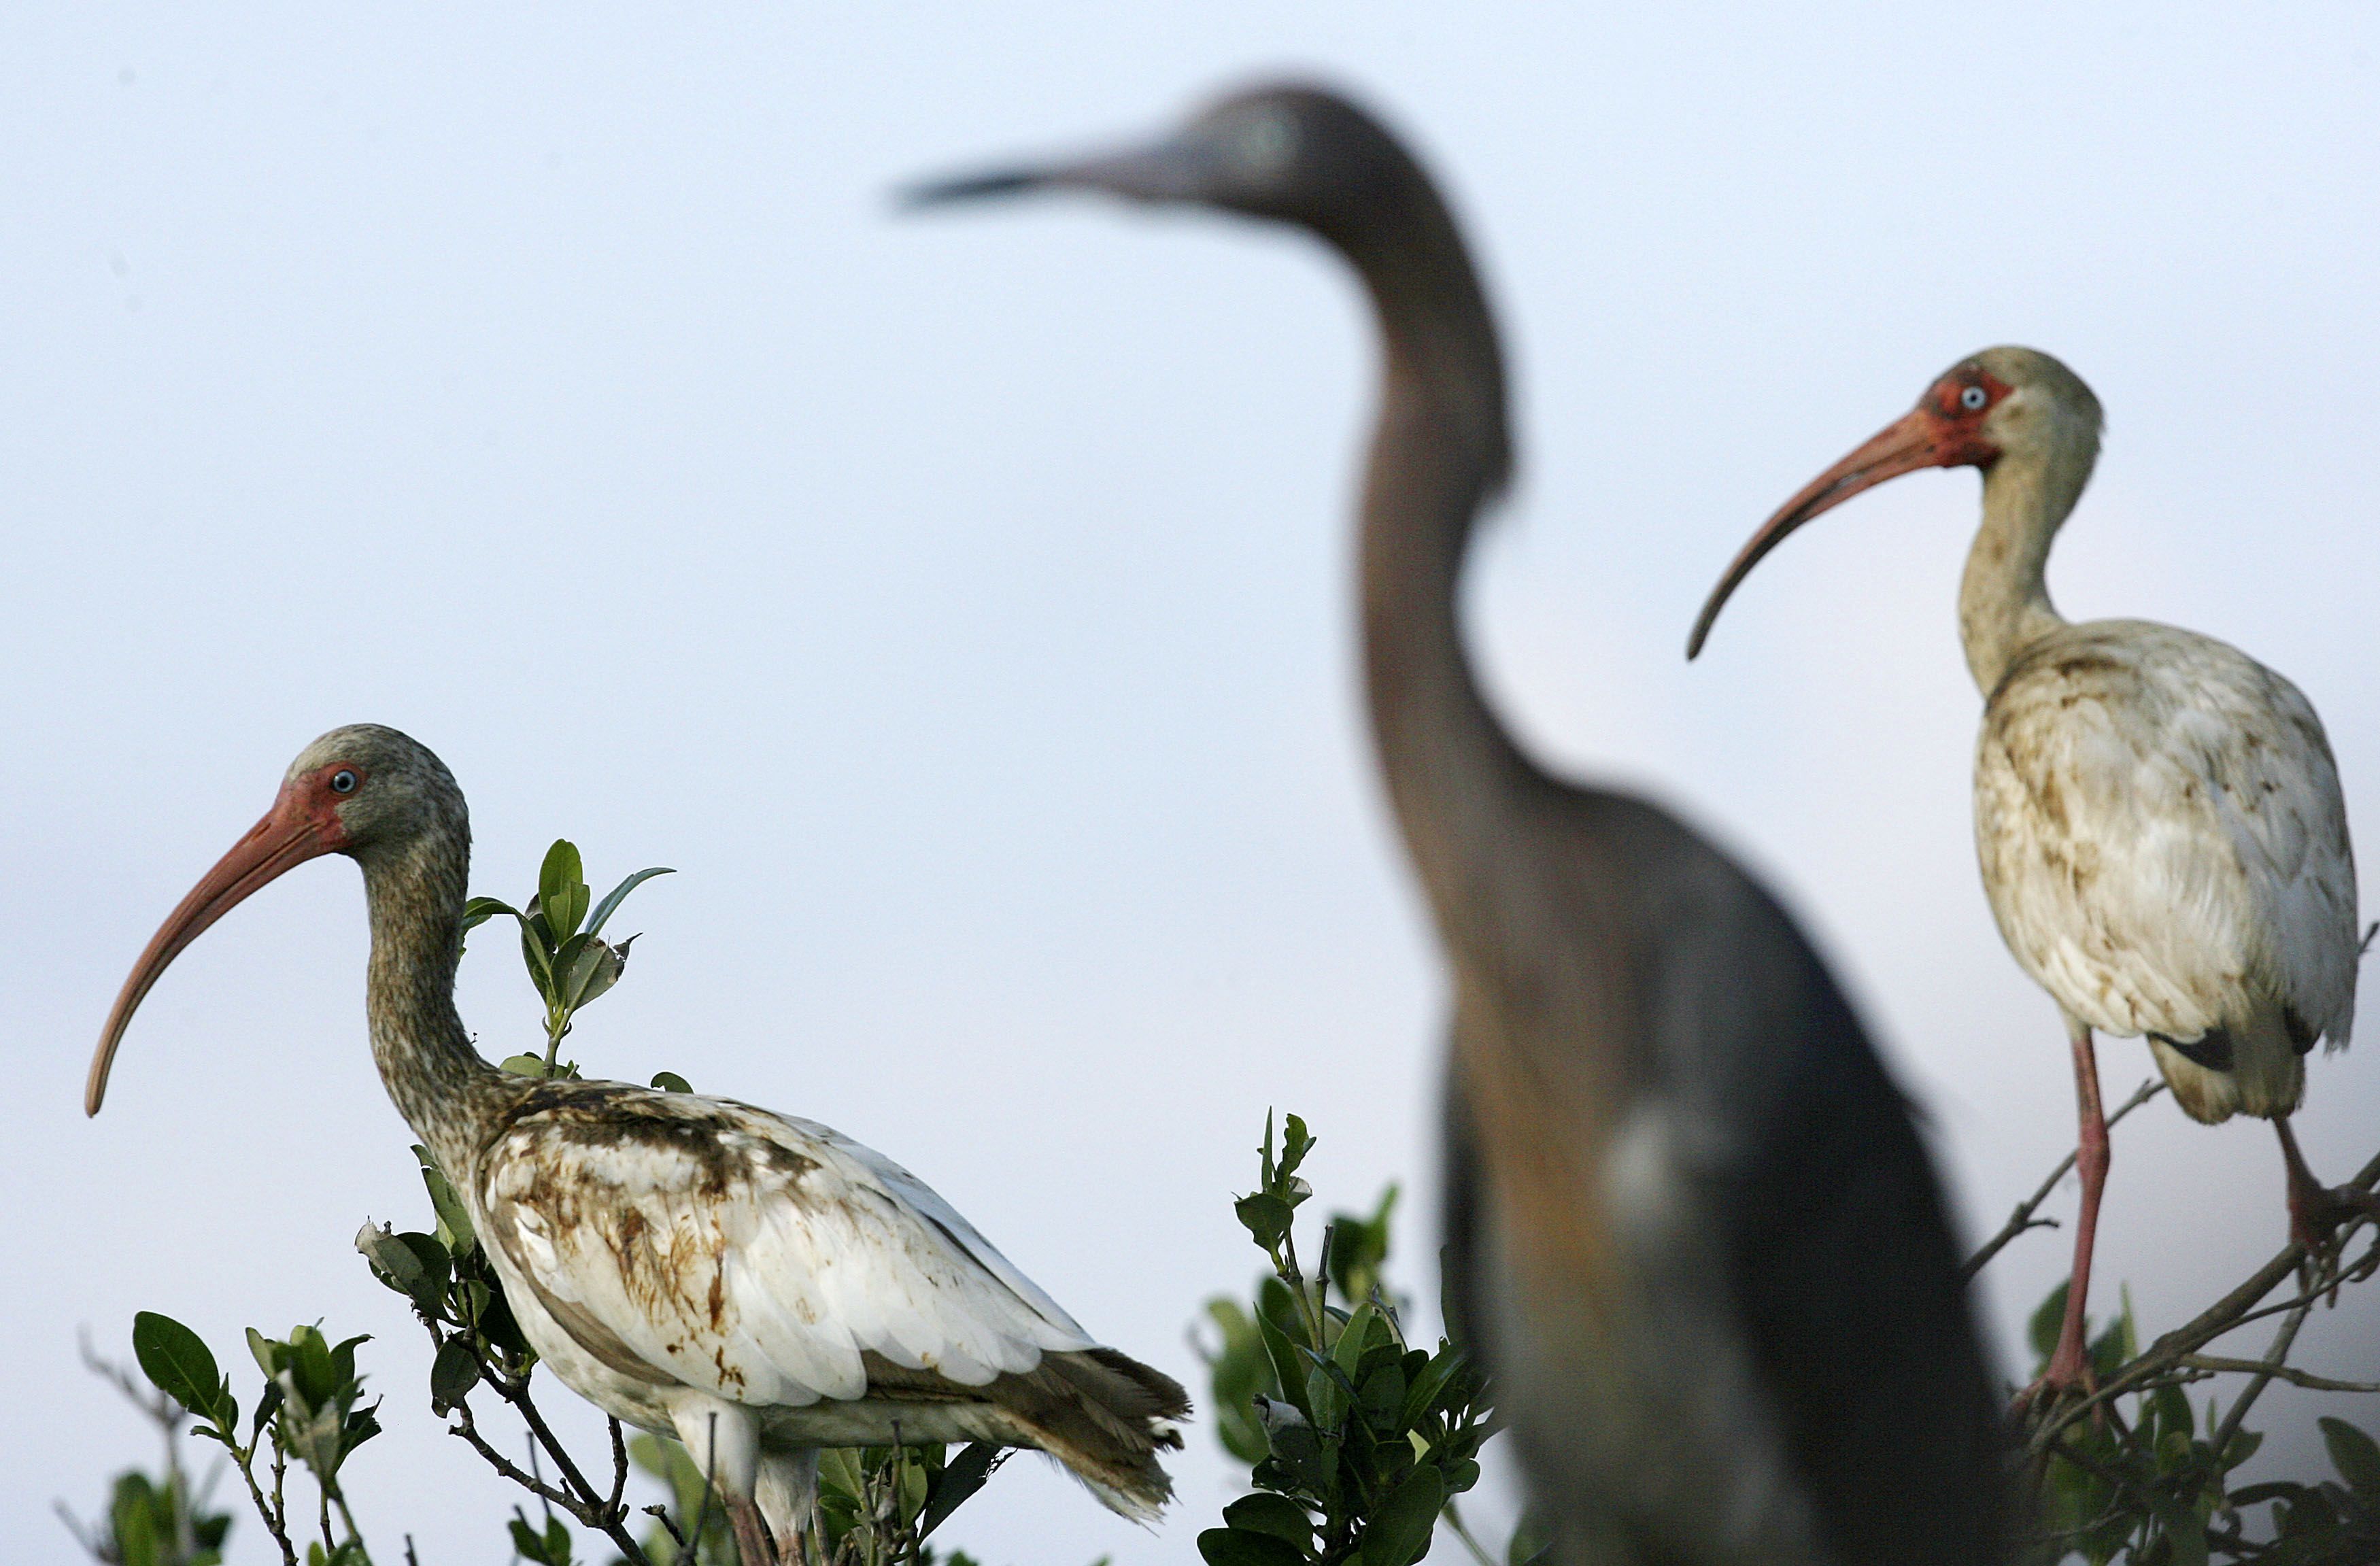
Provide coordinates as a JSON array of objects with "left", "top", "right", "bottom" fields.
[{"left": 359, "top": 825, "right": 505, "bottom": 1174}]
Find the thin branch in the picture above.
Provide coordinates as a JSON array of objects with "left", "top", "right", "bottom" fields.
[
  {"left": 445, "top": 1393, "right": 652, "bottom": 1566},
  {"left": 2183, "top": 1352, "right": 2379, "bottom": 1396},
  {"left": 247, "top": 1437, "right": 298, "bottom": 1566},
  {"left": 608, "top": 1416, "right": 633, "bottom": 1514},
  {"left": 1964, "top": 1080, "right": 2164, "bottom": 1281},
  {"left": 2026, "top": 1141, "right": 2380, "bottom": 1457}
]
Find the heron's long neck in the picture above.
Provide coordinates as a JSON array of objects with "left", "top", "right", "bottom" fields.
[
  {"left": 1344, "top": 196, "right": 1530, "bottom": 925},
  {"left": 1958, "top": 441, "right": 2088, "bottom": 694},
  {"left": 360, "top": 830, "right": 500, "bottom": 1176}
]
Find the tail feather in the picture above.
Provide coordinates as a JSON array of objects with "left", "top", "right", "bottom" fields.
[
  {"left": 995, "top": 1348, "right": 1188, "bottom": 1521},
  {"left": 853, "top": 1346, "right": 1189, "bottom": 1522},
  {"left": 2151, "top": 1010, "right": 2305, "bottom": 1123}
]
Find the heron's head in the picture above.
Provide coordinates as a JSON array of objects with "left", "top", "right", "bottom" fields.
[
  {"left": 1686, "top": 345, "right": 2103, "bottom": 658},
  {"left": 86, "top": 724, "right": 465, "bottom": 1115},
  {"left": 905, "top": 83, "right": 1418, "bottom": 248}
]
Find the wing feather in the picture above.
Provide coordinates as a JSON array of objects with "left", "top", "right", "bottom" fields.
[
  {"left": 1977, "top": 620, "right": 2358, "bottom": 1044},
  {"left": 479, "top": 1089, "right": 1095, "bottom": 1408}
]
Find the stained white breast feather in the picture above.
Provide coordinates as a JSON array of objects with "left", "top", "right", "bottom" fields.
[
  {"left": 477, "top": 1092, "right": 1096, "bottom": 1410},
  {"left": 1975, "top": 620, "right": 2358, "bottom": 1046}
]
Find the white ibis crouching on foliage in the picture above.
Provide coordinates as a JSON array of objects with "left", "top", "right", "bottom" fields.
[
  {"left": 915, "top": 84, "right": 2009, "bottom": 1566},
  {"left": 86, "top": 724, "right": 1188, "bottom": 1565},
  {"left": 1690, "top": 345, "right": 2371, "bottom": 1397}
]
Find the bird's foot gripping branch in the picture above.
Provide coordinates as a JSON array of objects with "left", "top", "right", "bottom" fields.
[
  {"left": 1974, "top": 1079, "right": 2380, "bottom": 1565},
  {"left": 1194, "top": 1112, "right": 1535, "bottom": 1566}
]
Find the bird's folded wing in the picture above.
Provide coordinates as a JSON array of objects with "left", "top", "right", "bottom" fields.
[
  {"left": 1979, "top": 622, "right": 2358, "bottom": 1042},
  {"left": 478, "top": 1089, "right": 1096, "bottom": 1407}
]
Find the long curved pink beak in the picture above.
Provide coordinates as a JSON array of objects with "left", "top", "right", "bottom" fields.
[
  {"left": 88, "top": 783, "right": 333, "bottom": 1116},
  {"left": 1686, "top": 408, "right": 1945, "bottom": 660}
]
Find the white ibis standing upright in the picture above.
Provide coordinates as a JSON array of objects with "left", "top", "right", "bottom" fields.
[
  {"left": 86, "top": 724, "right": 1188, "bottom": 1565},
  {"left": 1688, "top": 345, "right": 2371, "bottom": 1397},
  {"left": 914, "top": 85, "right": 2008, "bottom": 1565}
]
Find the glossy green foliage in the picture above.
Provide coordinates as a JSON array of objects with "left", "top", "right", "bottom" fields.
[
  {"left": 463, "top": 839, "right": 673, "bottom": 1075},
  {"left": 248, "top": 1325, "right": 382, "bottom": 1489},
  {"left": 510, "top": 1506, "right": 579, "bottom": 1565},
  {"left": 69, "top": 1466, "right": 233, "bottom": 1566},
  {"left": 613, "top": 1434, "right": 994, "bottom": 1566},
  {"left": 1196, "top": 1114, "right": 1503, "bottom": 1566},
  {"left": 2026, "top": 1280, "right": 2380, "bottom": 1565},
  {"left": 126, "top": 1312, "right": 378, "bottom": 1565}
]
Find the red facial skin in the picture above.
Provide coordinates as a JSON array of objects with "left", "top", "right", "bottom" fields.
[
  {"left": 86, "top": 762, "right": 360, "bottom": 1114},
  {"left": 1685, "top": 366, "right": 2012, "bottom": 659}
]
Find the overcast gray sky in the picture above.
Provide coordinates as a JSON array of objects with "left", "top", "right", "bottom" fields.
[{"left": 9, "top": 5, "right": 2380, "bottom": 1562}]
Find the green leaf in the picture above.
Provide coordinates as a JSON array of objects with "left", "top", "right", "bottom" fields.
[
  {"left": 1360, "top": 1464, "right": 1446, "bottom": 1566},
  {"left": 651, "top": 1071, "right": 693, "bottom": 1095},
  {"left": 539, "top": 840, "right": 589, "bottom": 942},
  {"left": 2151, "top": 1497, "right": 2209, "bottom": 1566},
  {"left": 1221, "top": 1493, "right": 1313, "bottom": 1548},
  {"left": 431, "top": 1338, "right": 480, "bottom": 1410},
  {"left": 415, "top": 1146, "right": 478, "bottom": 1251},
  {"left": 2322, "top": 1417, "right": 2380, "bottom": 1499},
  {"left": 1333, "top": 1301, "right": 1378, "bottom": 1381},
  {"left": 1397, "top": 1345, "right": 1466, "bottom": 1429},
  {"left": 133, "top": 1312, "right": 231, "bottom": 1431},
  {"left": 290, "top": 1323, "right": 339, "bottom": 1407},
  {"left": 1237, "top": 1193, "right": 1296, "bottom": 1251},
  {"left": 1278, "top": 1114, "right": 1315, "bottom": 1184},
  {"left": 917, "top": 1441, "right": 998, "bottom": 1539},
  {"left": 1305, "top": 1354, "right": 1351, "bottom": 1433},
  {"left": 498, "top": 1053, "right": 549, "bottom": 1078},
  {"left": 356, "top": 1225, "right": 449, "bottom": 1316},
  {"left": 518, "top": 920, "right": 556, "bottom": 998},
  {"left": 1197, "top": 1528, "right": 1306, "bottom": 1566},
  {"left": 2028, "top": 1280, "right": 2071, "bottom": 1363},
  {"left": 588, "top": 866, "right": 674, "bottom": 938},
  {"left": 460, "top": 896, "right": 519, "bottom": 939},
  {"left": 1256, "top": 1303, "right": 1314, "bottom": 1412}
]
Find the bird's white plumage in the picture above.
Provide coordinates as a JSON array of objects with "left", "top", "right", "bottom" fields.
[
  {"left": 1975, "top": 618, "right": 2358, "bottom": 1116},
  {"left": 472, "top": 1087, "right": 1095, "bottom": 1421}
]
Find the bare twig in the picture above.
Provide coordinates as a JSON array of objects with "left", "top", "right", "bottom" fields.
[
  {"left": 444, "top": 1390, "right": 652, "bottom": 1566},
  {"left": 608, "top": 1416, "right": 633, "bottom": 1515},
  {"left": 2026, "top": 1142, "right": 2380, "bottom": 1457},
  {"left": 1964, "top": 1080, "right": 2164, "bottom": 1281},
  {"left": 2184, "top": 1352, "right": 2379, "bottom": 1396},
  {"left": 645, "top": 1503, "right": 689, "bottom": 1544}
]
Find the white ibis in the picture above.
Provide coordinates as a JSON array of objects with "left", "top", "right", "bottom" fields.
[
  {"left": 915, "top": 84, "right": 2008, "bottom": 1565},
  {"left": 86, "top": 724, "right": 1188, "bottom": 1565},
  {"left": 1689, "top": 345, "right": 2372, "bottom": 1397}
]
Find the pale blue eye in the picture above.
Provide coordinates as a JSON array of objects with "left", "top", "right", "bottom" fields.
[
  {"left": 330, "top": 769, "right": 358, "bottom": 794},
  {"left": 1960, "top": 386, "right": 1988, "bottom": 411}
]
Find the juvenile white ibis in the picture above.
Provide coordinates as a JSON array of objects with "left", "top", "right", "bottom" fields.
[
  {"left": 86, "top": 724, "right": 1188, "bottom": 1565},
  {"left": 1689, "top": 345, "right": 2372, "bottom": 1397},
  {"left": 915, "top": 84, "right": 2008, "bottom": 1565}
]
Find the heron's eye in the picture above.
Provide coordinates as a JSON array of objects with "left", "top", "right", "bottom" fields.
[
  {"left": 1960, "top": 386, "right": 1988, "bottom": 411},
  {"left": 330, "top": 769, "right": 358, "bottom": 795}
]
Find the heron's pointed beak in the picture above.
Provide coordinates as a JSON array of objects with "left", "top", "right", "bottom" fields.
[
  {"left": 901, "top": 126, "right": 1213, "bottom": 211},
  {"left": 88, "top": 783, "right": 334, "bottom": 1116},
  {"left": 1686, "top": 408, "right": 1949, "bottom": 660}
]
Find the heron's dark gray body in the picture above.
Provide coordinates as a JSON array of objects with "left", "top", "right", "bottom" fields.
[{"left": 921, "top": 85, "right": 2009, "bottom": 1565}]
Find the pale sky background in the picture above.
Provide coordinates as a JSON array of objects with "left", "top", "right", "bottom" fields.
[{"left": 8, "top": 5, "right": 2380, "bottom": 1563}]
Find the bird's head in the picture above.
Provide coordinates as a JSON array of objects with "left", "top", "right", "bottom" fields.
[
  {"left": 1686, "top": 345, "right": 2103, "bottom": 658},
  {"left": 86, "top": 724, "right": 464, "bottom": 1115},
  {"left": 904, "top": 82, "right": 1415, "bottom": 248}
]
